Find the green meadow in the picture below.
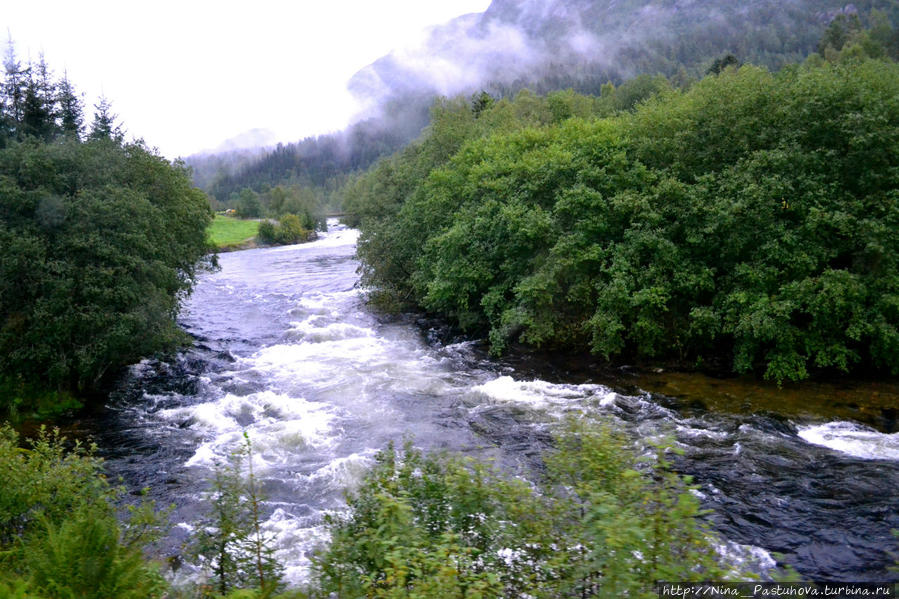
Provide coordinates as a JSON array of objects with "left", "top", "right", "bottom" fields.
[{"left": 207, "top": 214, "right": 259, "bottom": 248}]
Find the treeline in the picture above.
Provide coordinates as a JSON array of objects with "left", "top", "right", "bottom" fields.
[
  {"left": 0, "top": 43, "right": 212, "bottom": 418},
  {"left": 0, "top": 419, "right": 743, "bottom": 598},
  {"left": 0, "top": 45, "right": 120, "bottom": 147},
  {"left": 348, "top": 43, "right": 899, "bottom": 382},
  {"left": 189, "top": 107, "right": 432, "bottom": 214}
]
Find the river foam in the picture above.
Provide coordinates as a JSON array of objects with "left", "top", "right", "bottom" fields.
[
  {"left": 797, "top": 421, "right": 899, "bottom": 460},
  {"left": 471, "top": 375, "right": 618, "bottom": 410}
]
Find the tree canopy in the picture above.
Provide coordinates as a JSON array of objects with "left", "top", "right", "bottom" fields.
[
  {"left": 0, "top": 43, "right": 212, "bottom": 417},
  {"left": 349, "top": 56, "right": 899, "bottom": 383}
]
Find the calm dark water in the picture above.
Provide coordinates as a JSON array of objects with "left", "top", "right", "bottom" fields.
[{"left": 85, "top": 221, "right": 899, "bottom": 584}]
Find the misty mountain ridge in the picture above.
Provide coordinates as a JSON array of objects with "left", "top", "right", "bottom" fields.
[
  {"left": 191, "top": 0, "right": 897, "bottom": 202},
  {"left": 350, "top": 0, "right": 883, "bottom": 111},
  {"left": 196, "top": 128, "right": 279, "bottom": 155}
]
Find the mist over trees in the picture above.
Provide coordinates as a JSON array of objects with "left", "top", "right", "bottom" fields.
[
  {"left": 189, "top": 0, "right": 899, "bottom": 204},
  {"left": 0, "top": 41, "right": 212, "bottom": 418},
  {"left": 186, "top": 104, "right": 431, "bottom": 214}
]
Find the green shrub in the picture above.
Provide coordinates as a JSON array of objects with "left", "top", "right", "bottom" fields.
[
  {"left": 256, "top": 221, "right": 277, "bottom": 244},
  {"left": 24, "top": 503, "right": 167, "bottom": 599},
  {"left": 255, "top": 215, "right": 311, "bottom": 246},
  {"left": 0, "top": 425, "right": 169, "bottom": 599},
  {"left": 311, "top": 419, "right": 731, "bottom": 598},
  {"left": 274, "top": 214, "right": 308, "bottom": 245}
]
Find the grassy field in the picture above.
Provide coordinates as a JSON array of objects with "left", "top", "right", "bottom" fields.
[{"left": 207, "top": 215, "right": 259, "bottom": 248}]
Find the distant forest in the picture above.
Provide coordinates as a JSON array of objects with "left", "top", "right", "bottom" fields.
[{"left": 188, "top": 0, "right": 899, "bottom": 214}]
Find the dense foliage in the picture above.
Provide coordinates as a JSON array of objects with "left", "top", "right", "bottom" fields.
[
  {"left": 311, "top": 420, "right": 731, "bottom": 598},
  {"left": 351, "top": 57, "right": 899, "bottom": 382},
  {"left": 0, "top": 45, "right": 213, "bottom": 416},
  {"left": 256, "top": 214, "right": 316, "bottom": 246},
  {"left": 0, "top": 139, "right": 212, "bottom": 404},
  {"left": 473, "top": 0, "right": 899, "bottom": 97},
  {"left": 0, "top": 425, "right": 169, "bottom": 598}
]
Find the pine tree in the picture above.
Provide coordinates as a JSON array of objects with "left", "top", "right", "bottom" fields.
[
  {"left": 21, "top": 57, "right": 55, "bottom": 141},
  {"left": 190, "top": 434, "right": 283, "bottom": 595},
  {"left": 2, "top": 37, "right": 28, "bottom": 140},
  {"left": 56, "top": 72, "right": 83, "bottom": 139},
  {"left": 88, "top": 95, "right": 122, "bottom": 142},
  {"left": 470, "top": 90, "right": 494, "bottom": 118}
]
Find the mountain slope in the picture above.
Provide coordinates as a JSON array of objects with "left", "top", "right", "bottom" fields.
[{"left": 193, "top": 0, "right": 899, "bottom": 202}]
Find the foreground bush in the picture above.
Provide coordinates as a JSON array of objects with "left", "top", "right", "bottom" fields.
[
  {"left": 311, "top": 419, "right": 731, "bottom": 598},
  {"left": 1, "top": 421, "right": 738, "bottom": 598},
  {"left": 0, "top": 425, "right": 168, "bottom": 599},
  {"left": 190, "top": 434, "right": 284, "bottom": 597}
]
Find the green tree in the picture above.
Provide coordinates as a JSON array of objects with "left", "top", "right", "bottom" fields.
[
  {"left": 2, "top": 39, "right": 27, "bottom": 140},
  {"left": 56, "top": 73, "right": 83, "bottom": 138},
  {"left": 470, "top": 90, "right": 495, "bottom": 118},
  {"left": 818, "top": 13, "right": 863, "bottom": 55},
  {"left": 707, "top": 53, "right": 740, "bottom": 75},
  {"left": 191, "top": 434, "right": 283, "bottom": 596},
  {"left": 236, "top": 188, "right": 261, "bottom": 218},
  {"left": 0, "top": 136, "right": 213, "bottom": 414},
  {"left": 87, "top": 95, "right": 122, "bottom": 142}
]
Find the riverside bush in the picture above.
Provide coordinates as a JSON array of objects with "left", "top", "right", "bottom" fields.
[
  {"left": 0, "top": 137, "right": 212, "bottom": 413},
  {"left": 256, "top": 214, "right": 313, "bottom": 246},
  {"left": 353, "top": 59, "right": 899, "bottom": 382}
]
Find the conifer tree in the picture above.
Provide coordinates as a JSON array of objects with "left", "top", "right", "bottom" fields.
[
  {"left": 88, "top": 95, "right": 122, "bottom": 142},
  {"left": 21, "top": 57, "right": 55, "bottom": 141},
  {"left": 2, "top": 38, "right": 27, "bottom": 140},
  {"left": 56, "top": 72, "right": 83, "bottom": 138},
  {"left": 190, "top": 434, "right": 283, "bottom": 595}
]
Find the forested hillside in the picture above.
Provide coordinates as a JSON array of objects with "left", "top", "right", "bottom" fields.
[
  {"left": 186, "top": 106, "right": 430, "bottom": 211},
  {"left": 348, "top": 33, "right": 899, "bottom": 382},
  {"left": 0, "top": 45, "right": 212, "bottom": 418},
  {"left": 192, "top": 0, "right": 899, "bottom": 206}
]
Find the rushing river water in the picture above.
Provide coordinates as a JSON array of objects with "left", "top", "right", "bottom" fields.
[{"left": 86, "top": 221, "right": 899, "bottom": 585}]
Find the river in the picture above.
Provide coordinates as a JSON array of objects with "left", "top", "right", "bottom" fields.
[{"left": 84, "top": 220, "right": 899, "bottom": 585}]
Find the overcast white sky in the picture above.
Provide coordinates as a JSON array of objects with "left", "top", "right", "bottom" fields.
[{"left": 2, "top": 0, "right": 491, "bottom": 158}]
